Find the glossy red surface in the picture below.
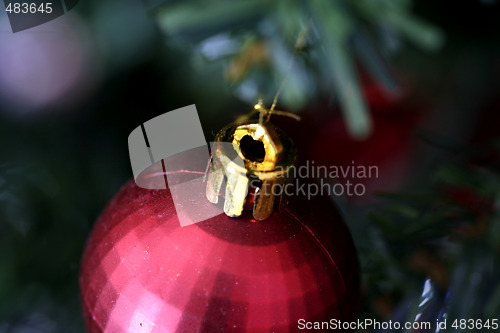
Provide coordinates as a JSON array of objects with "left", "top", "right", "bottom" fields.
[{"left": 80, "top": 176, "right": 359, "bottom": 332}]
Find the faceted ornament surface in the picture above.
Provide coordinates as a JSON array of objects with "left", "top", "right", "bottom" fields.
[{"left": 80, "top": 175, "right": 359, "bottom": 332}]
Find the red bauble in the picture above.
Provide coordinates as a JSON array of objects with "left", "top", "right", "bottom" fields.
[{"left": 80, "top": 174, "right": 359, "bottom": 332}]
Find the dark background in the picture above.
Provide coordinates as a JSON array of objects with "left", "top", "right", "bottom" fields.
[{"left": 1, "top": 0, "right": 500, "bottom": 331}]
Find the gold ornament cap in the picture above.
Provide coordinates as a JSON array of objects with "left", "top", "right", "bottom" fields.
[{"left": 206, "top": 120, "right": 297, "bottom": 221}]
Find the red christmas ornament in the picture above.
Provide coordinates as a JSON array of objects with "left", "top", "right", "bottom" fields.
[{"left": 80, "top": 118, "right": 359, "bottom": 332}]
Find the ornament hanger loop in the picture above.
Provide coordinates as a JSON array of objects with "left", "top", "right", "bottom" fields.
[{"left": 255, "top": 100, "right": 301, "bottom": 125}]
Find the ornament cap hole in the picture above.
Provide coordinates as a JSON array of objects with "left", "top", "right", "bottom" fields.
[{"left": 239, "top": 135, "right": 265, "bottom": 163}]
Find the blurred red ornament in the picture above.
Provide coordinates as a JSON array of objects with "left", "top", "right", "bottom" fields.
[
  {"left": 80, "top": 172, "right": 359, "bottom": 332},
  {"left": 275, "top": 74, "right": 422, "bottom": 200},
  {"left": 309, "top": 103, "right": 418, "bottom": 196}
]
